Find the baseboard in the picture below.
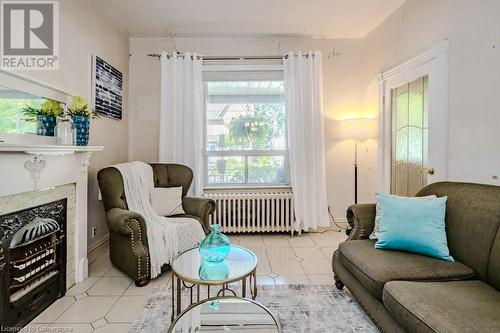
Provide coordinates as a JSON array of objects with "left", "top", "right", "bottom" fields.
[
  {"left": 304, "top": 218, "right": 349, "bottom": 234},
  {"left": 87, "top": 234, "right": 109, "bottom": 264}
]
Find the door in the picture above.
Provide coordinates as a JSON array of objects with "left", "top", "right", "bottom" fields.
[
  {"left": 378, "top": 41, "right": 449, "bottom": 195},
  {"left": 390, "top": 76, "right": 430, "bottom": 196}
]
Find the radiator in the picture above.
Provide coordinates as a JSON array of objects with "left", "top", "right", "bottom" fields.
[{"left": 204, "top": 191, "right": 295, "bottom": 234}]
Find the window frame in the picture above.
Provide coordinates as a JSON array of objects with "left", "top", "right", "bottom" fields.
[{"left": 202, "top": 64, "right": 290, "bottom": 189}]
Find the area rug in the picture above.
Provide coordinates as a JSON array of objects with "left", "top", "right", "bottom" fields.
[{"left": 129, "top": 284, "right": 379, "bottom": 333}]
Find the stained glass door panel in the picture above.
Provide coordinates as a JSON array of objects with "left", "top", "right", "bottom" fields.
[{"left": 390, "top": 76, "right": 429, "bottom": 196}]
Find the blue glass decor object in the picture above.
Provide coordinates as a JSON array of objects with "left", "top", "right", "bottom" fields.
[
  {"left": 199, "top": 224, "right": 230, "bottom": 262},
  {"left": 37, "top": 115, "right": 56, "bottom": 136},
  {"left": 199, "top": 260, "right": 230, "bottom": 281},
  {"left": 208, "top": 300, "right": 220, "bottom": 310},
  {"left": 72, "top": 115, "right": 90, "bottom": 146}
]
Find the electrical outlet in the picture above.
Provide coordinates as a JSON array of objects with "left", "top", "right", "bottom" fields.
[{"left": 91, "top": 226, "right": 97, "bottom": 239}]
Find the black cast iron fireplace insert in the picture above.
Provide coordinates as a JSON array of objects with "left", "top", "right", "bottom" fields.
[{"left": 0, "top": 199, "right": 67, "bottom": 331}]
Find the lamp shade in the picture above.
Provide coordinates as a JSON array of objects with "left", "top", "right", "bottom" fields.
[{"left": 338, "top": 117, "right": 377, "bottom": 141}]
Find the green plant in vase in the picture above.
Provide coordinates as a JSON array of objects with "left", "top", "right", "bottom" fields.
[
  {"left": 68, "top": 96, "right": 97, "bottom": 146},
  {"left": 22, "top": 100, "right": 62, "bottom": 136}
]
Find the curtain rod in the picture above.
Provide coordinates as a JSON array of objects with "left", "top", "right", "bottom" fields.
[{"left": 145, "top": 54, "right": 320, "bottom": 60}]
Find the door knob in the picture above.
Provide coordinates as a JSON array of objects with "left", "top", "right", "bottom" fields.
[{"left": 418, "top": 167, "right": 435, "bottom": 176}]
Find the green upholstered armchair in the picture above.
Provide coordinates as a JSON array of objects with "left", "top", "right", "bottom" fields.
[{"left": 97, "top": 163, "right": 215, "bottom": 287}]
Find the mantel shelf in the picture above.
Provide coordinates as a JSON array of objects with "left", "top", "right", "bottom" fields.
[{"left": 0, "top": 144, "right": 104, "bottom": 156}]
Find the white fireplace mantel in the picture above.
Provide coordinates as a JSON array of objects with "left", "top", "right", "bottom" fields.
[
  {"left": 0, "top": 144, "right": 103, "bottom": 285},
  {"left": 0, "top": 143, "right": 104, "bottom": 155}
]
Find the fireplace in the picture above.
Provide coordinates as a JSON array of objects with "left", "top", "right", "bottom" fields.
[{"left": 0, "top": 199, "right": 67, "bottom": 329}]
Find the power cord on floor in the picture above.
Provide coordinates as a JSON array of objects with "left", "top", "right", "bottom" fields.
[{"left": 328, "top": 205, "right": 347, "bottom": 232}]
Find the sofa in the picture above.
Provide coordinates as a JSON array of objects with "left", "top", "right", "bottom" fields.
[
  {"left": 97, "top": 163, "right": 215, "bottom": 286},
  {"left": 332, "top": 182, "right": 500, "bottom": 332}
]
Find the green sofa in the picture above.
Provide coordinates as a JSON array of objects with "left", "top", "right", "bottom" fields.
[
  {"left": 97, "top": 163, "right": 215, "bottom": 287},
  {"left": 332, "top": 182, "right": 500, "bottom": 332}
]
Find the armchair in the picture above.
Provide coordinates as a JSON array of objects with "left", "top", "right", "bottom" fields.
[{"left": 97, "top": 163, "right": 215, "bottom": 286}]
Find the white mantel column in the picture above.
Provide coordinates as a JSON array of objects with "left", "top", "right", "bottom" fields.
[{"left": 75, "top": 152, "right": 92, "bottom": 283}]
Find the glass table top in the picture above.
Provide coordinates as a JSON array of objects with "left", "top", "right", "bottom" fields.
[
  {"left": 169, "top": 297, "right": 280, "bottom": 333},
  {"left": 172, "top": 245, "right": 257, "bottom": 284}
]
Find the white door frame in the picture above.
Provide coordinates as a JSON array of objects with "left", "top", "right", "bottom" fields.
[{"left": 377, "top": 40, "right": 449, "bottom": 192}]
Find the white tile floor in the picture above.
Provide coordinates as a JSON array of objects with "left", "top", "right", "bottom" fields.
[{"left": 25, "top": 229, "right": 348, "bottom": 332}]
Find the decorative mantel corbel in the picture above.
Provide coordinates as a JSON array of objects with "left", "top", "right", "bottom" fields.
[
  {"left": 76, "top": 152, "right": 92, "bottom": 173},
  {"left": 24, "top": 156, "right": 46, "bottom": 190}
]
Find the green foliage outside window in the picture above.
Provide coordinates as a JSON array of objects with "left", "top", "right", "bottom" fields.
[
  {"left": 0, "top": 98, "right": 43, "bottom": 134},
  {"left": 207, "top": 103, "right": 287, "bottom": 185},
  {"left": 248, "top": 156, "right": 285, "bottom": 184},
  {"left": 227, "top": 103, "right": 285, "bottom": 150},
  {"left": 208, "top": 157, "right": 245, "bottom": 184}
]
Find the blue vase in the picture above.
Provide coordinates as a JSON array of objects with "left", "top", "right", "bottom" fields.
[
  {"left": 199, "top": 224, "right": 230, "bottom": 262},
  {"left": 72, "top": 115, "right": 90, "bottom": 146},
  {"left": 199, "top": 260, "right": 230, "bottom": 280},
  {"left": 37, "top": 115, "right": 56, "bottom": 136}
]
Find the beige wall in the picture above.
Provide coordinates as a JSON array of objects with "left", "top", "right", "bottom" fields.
[
  {"left": 362, "top": 0, "right": 500, "bottom": 187},
  {"left": 129, "top": 37, "right": 373, "bottom": 220},
  {"left": 129, "top": 0, "right": 500, "bottom": 222},
  {"left": 33, "top": 0, "right": 497, "bottom": 243},
  {"left": 18, "top": 0, "right": 130, "bottom": 247}
]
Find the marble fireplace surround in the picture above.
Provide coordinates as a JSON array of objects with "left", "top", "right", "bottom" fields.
[
  {"left": 0, "top": 184, "right": 76, "bottom": 288},
  {"left": 0, "top": 144, "right": 103, "bottom": 288}
]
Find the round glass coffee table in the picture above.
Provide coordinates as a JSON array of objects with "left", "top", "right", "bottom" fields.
[
  {"left": 168, "top": 296, "right": 281, "bottom": 333},
  {"left": 171, "top": 245, "right": 258, "bottom": 320}
]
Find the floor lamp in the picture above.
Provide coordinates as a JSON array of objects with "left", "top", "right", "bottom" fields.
[{"left": 339, "top": 117, "right": 377, "bottom": 204}]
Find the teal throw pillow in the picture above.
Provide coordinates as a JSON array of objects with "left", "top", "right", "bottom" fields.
[{"left": 374, "top": 193, "right": 453, "bottom": 262}]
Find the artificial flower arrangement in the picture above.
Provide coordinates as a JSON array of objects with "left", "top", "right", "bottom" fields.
[
  {"left": 67, "top": 96, "right": 98, "bottom": 118},
  {"left": 22, "top": 99, "right": 63, "bottom": 117},
  {"left": 22, "top": 99, "right": 63, "bottom": 136},
  {"left": 67, "top": 96, "right": 97, "bottom": 146}
]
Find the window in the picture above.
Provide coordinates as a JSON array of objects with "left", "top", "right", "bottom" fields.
[
  {"left": 204, "top": 71, "right": 288, "bottom": 187},
  {"left": 0, "top": 86, "right": 45, "bottom": 134}
]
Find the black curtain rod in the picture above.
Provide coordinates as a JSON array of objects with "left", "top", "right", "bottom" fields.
[{"left": 145, "top": 54, "right": 317, "bottom": 60}]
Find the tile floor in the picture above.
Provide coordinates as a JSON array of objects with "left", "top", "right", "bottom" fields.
[{"left": 25, "top": 229, "right": 348, "bottom": 332}]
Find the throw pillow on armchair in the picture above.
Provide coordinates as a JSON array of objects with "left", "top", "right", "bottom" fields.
[{"left": 150, "top": 186, "right": 185, "bottom": 216}]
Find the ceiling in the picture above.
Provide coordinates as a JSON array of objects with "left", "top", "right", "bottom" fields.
[{"left": 97, "top": 0, "right": 406, "bottom": 38}]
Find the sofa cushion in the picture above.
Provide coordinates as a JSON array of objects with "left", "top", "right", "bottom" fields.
[
  {"left": 383, "top": 280, "right": 500, "bottom": 333},
  {"left": 417, "top": 182, "right": 500, "bottom": 282},
  {"left": 338, "top": 240, "right": 475, "bottom": 300}
]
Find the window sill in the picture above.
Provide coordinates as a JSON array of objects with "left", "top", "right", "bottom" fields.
[{"left": 204, "top": 185, "right": 292, "bottom": 191}]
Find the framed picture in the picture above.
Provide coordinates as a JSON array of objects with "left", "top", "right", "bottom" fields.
[{"left": 92, "top": 55, "right": 123, "bottom": 120}]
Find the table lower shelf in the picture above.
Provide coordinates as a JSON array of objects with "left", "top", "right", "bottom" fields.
[{"left": 171, "top": 268, "right": 257, "bottom": 322}]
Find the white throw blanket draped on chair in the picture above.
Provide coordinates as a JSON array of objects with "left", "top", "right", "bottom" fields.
[{"left": 113, "top": 161, "right": 205, "bottom": 278}]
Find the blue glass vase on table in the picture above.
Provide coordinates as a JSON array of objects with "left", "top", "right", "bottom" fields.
[{"left": 199, "top": 224, "right": 231, "bottom": 310}]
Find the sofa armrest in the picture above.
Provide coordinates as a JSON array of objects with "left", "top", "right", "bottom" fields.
[
  {"left": 182, "top": 196, "right": 215, "bottom": 232},
  {"left": 346, "top": 204, "right": 376, "bottom": 240},
  {"left": 106, "top": 208, "right": 148, "bottom": 243}
]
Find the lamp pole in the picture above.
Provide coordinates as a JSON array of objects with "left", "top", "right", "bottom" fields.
[{"left": 354, "top": 140, "right": 358, "bottom": 204}]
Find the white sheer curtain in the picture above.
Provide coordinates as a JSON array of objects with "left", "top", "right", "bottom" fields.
[
  {"left": 159, "top": 52, "right": 204, "bottom": 195},
  {"left": 284, "top": 51, "right": 330, "bottom": 231}
]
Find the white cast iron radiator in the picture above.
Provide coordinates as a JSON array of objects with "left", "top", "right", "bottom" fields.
[{"left": 204, "top": 191, "right": 295, "bottom": 234}]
